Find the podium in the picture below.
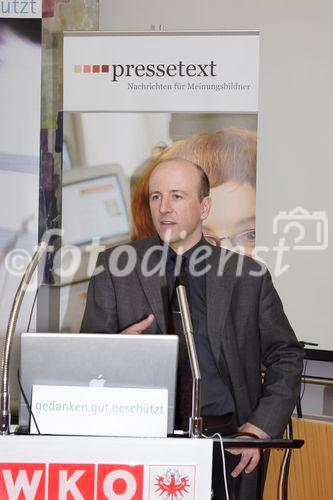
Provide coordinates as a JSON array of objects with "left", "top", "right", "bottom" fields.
[
  {"left": 0, "top": 434, "right": 213, "bottom": 499},
  {"left": 0, "top": 432, "right": 303, "bottom": 499}
]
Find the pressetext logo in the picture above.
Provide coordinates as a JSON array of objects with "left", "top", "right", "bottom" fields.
[{"left": 74, "top": 60, "right": 218, "bottom": 82}]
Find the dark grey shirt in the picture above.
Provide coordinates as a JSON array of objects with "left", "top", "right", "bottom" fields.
[{"left": 165, "top": 237, "right": 235, "bottom": 417}]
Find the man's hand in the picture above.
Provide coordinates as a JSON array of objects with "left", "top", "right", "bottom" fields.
[
  {"left": 228, "top": 422, "right": 270, "bottom": 478},
  {"left": 121, "top": 314, "right": 155, "bottom": 334}
]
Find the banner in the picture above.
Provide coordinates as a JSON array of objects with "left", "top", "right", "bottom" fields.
[{"left": 60, "top": 31, "right": 259, "bottom": 331}]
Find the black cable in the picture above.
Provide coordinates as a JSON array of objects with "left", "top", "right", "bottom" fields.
[
  {"left": 300, "top": 358, "right": 308, "bottom": 401},
  {"left": 26, "top": 286, "right": 39, "bottom": 333},
  {"left": 17, "top": 369, "right": 41, "bottom": 435},
  {"left": 281, "top": 420, "right": 293, "bottom": 500}
]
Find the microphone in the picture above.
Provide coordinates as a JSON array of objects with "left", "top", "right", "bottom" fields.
[
  {"left": 1, "top": 240, "right": 48, "bottom": 435},
  {"left": 176, "top": 282, "right": 203, "bottom": 438}
]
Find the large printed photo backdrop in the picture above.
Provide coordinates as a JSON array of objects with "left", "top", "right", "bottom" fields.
[
  {"left": 60, "top": 111, "right": 258, "bottom": 331},
  {"left": 61, "top": 32, "right": 259, "bottom": 332}
]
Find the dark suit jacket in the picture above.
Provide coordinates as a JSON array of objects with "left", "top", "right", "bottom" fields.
[{"left": 81, "top": 236, "right": 304, "bottom": 499}]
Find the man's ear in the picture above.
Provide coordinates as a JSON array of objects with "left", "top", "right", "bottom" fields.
[{"left": 200, "top": 196, "right": 212, "bottom": 220}]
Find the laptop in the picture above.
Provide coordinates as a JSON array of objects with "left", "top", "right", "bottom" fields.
[{"left": 19, "top": 333, "right": 179, "bottom": 435}]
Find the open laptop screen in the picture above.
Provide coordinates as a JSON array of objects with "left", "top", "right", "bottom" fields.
[{"left": 19, "top": 333, "right": 178, "bottom": 435}]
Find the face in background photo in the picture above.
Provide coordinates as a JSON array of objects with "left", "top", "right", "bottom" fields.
[
  {"left": 204, "top": 179, "right": 256, "bottom": 255},
  {"left": 131, "top": 128, "right": 257, "bottom": 257}
]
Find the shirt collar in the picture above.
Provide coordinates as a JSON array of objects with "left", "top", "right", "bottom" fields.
[{"left": 165, "top": 234, "right": 208, "bottom": 264}]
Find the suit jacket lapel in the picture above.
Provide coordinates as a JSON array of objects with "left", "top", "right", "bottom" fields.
[
  {"left": 206, "top": 246, "right": 237, "bottom": 368},
  {"left": 133, "top": 238, "right": 239, "bottom": 353},
  {"left": 135, "top": 236, "right": 168, "bottom": 334}
]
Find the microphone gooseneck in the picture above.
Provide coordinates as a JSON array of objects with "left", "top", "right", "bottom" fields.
[
  {"left": 0, "top": 241, "right": 48, "bottom": 435},
  {"left": 176, "top": 283, "right": 203, "bottom": 438}
]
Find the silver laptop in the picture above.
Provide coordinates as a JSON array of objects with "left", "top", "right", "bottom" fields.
[{"left": 19, "top": 333, "right": 179, "bottom": 434}]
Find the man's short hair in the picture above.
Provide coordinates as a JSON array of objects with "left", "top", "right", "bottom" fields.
[{"left": 157, "top": 158, "right": 210, "bottom": 201}]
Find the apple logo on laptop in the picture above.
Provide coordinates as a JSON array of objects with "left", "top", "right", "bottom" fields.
[{"left": 89, "top": 374, "right": 106, "bottom": 387}]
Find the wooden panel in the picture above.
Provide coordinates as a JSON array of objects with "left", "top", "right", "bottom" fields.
[{"left": 264, "top": 418, "right": 333, "bottom": 500}]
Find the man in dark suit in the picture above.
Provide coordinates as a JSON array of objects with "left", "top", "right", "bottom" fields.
[{"left": 81, "top": 159, "right": 304, "bottom": 499}]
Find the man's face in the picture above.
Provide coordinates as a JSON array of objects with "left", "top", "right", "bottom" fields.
[{"left": 148, "top": 160, "right": 211, "bottom": 252}]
